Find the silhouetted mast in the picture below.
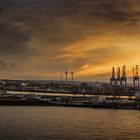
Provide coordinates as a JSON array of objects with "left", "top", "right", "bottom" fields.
[
  {"left": 71, "top": 71, "right": 74, "bottom": 82},
  {"left": 65, "top": 70, "right": 68, "bottom": 82},
  {"left": 60, "top": 75, "right": 63, "bottom": 82}
]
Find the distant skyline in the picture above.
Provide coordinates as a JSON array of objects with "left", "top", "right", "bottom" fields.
[{"left": 0, "top": 0, "right": 140, "bottom": 81}]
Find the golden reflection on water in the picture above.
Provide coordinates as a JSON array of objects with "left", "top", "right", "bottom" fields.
[{"left": 0, "top": 106, "right": 139, "bottom": 139}]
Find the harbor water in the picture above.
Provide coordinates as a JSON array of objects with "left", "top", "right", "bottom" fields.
[{"left": 0, "top": 107, "right": 139, "bottom": 140}]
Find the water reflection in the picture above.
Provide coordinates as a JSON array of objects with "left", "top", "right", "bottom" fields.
[{"left": 0, "top": 107, "right": 139, "bottom": 140}]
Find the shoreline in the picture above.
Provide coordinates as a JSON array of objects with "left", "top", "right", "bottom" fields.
[{"left": 0, "top": 100, "right": 139, "bottom": 110}]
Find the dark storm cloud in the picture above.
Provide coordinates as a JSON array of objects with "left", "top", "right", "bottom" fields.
[
  {"left": 0, "top": 60, "right": 17, "bottom": 70},
  {"left": 89, "top": 0, "right": 139, "bottom": 22},
  {"left": 0, "top": 60, "right": 7, "bottom": 69},
  {"left": 50, "top": 0, "right": 140, "bottom": 24},
  {"left": 0, "top": 0, "right": 139, "bottom": 79},
  {"left": 0, "top": 0, "right": 139, "bottom": 46},
  {"left": 0, "top": 21, "right": 31, "bottom": 56},
  {"left": 0, "top": 0, "right": 139, "bottom": 47}
]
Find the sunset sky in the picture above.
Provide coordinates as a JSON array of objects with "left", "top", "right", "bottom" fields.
[{"left": 0, "top": 0, "right": 140, "bottom": 81}]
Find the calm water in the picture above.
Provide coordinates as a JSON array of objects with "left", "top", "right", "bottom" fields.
[{"left": 0, "top": 107, "right": 139, "bottom": 140}]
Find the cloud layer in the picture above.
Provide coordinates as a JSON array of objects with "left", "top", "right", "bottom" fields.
[{"left": 0, "top": 0, "right": 140, "bottom": 81}]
